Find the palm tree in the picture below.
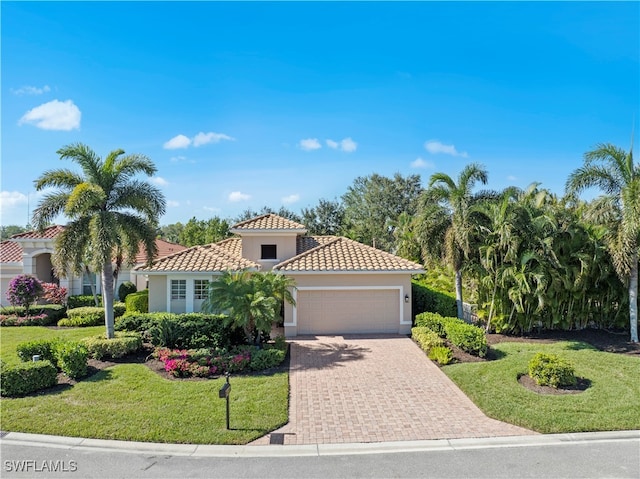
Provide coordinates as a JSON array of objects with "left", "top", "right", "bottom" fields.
[
  {"left": 32, "top": 143, "right": 166, "bottom": 339},
  {"left": 418, "top": 163, "right": 489, "bottom": 319},
  {"left": 566, "top": 142, "right": 639, "bottom": 342},
  {"left": 203, "top": 271, "right": 296, "bottom": 345}
]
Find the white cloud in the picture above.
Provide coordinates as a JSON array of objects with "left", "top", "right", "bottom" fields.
[
  {"left": 281, "top": 194, "right": 300, "bottom": 205},
  {"left": 326, "top": 137, "right": 357, "bottom": 152},
  {"left": 424, "top": 140, "right": 468, "bottom": 158},
  {"left": 150, "top": 176, "right": 169, "bottom": 186},
  {"left": 299, "top": 138, "right": 321, "bottom": 151},
  {"left": 0, "top": 191, "right": 28, "bottom": 208},
  {"left": 163, "top": 134, "right": 191, "bottom": 150},
  {"left": 411, "top": 157, "right": 435, "bottom": 169},
  {"left": 12, "top": 85, "right": 51, "bottom": 95},
  {"left": 167, "top": 200, "right": 180, "bottom": 207},
  {"left": 18, "top": 99, "right": 81, "bottom": 131},
  {"left": 228, "top": 191, "right": 251, "bottom": 202},
  {"left": 193, "top": 132, "right": 235, "bottom": 147},
  {"left": 0, "top": 191, "right": 29, "bottom": 225}
]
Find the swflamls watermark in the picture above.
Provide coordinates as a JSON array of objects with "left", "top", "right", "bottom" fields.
[{"left": 3, "top": 460, "right": 78, "bottom": 473}]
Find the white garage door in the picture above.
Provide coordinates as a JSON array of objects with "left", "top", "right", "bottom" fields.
[{"left": 296, "top": 289, "right": 400, "bottom": 335}]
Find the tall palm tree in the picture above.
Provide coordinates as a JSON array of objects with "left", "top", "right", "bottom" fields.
[
  {"left": 32, "top": 143, "right": 166, "bottom": 339},
  {"left": 418, "top": 163, "right": 489, "bottom": 319},
  {"left": 566, "top": 142, "right": 639, "bottom": 342}
]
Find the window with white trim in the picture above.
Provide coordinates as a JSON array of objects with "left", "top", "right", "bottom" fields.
[
  {"left": 194, "top": 279, "right": 209, "bottom": 300},
  {"left": 170, "top": 280, "right": 186, "bottom": 300}
]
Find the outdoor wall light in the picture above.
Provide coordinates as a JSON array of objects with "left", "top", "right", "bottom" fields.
[{"left": 404, "top": 294, "right": 410, "bottom": 303}]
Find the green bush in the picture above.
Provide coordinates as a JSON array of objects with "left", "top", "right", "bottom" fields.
[
  {"left": 115, "top": 312, "right": 160, "bottom": 332},
  {"left": 0, "top": 360, "right": 58, "bottom": 397},
  {"left": 113, "top": 302, "right": 126, "bottom": 318},
  {"left": 63, "top": 306, "right": 104, "bottom": 325},
  {"left": 67, "top": 295, "right": 101, "bottom": 309},
  {"left": 149, "top": 316, "right": 181, "bottom": 348},
  {"left": 411, "top": 327, "right": 445, "bottom": 352},
  {"left": 428, "top": 346, "right": 453, "bottom": 365},
  {"left": 125, "top": 290, "right": 148, "bottom": 313},
  {"left": 249, "top": 348, "right": 286, "bottom": 371},
  {"left": 16, "top": 338, "right": 61, "bottom": 364},
  {"left": 53, "top": 341, "right": 88, "bottom": 379},
  {"left": 82, "top": 332, "right": 143, "bottom": 360},
  {"left": 415, "top": 312, "right": 449, "bottom": 336},
  {"left": 445, "top": 321, "right": 488, "bottom": 358},
  {"left": 118, "top": 281, "right": 137, "bottom": 301},
  {"left": 0, "top": 304, "right": 66, "bottom": 325},
  {"left": 412, "top": 280, "right": 457, "bottom": 317},
  {"left": 528, "top": 352, "right": 577, "bottom": 388}
]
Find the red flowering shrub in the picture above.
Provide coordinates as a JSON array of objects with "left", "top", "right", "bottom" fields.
[{"left": 42, "top": 283, "right": 68, "bottom": 305}]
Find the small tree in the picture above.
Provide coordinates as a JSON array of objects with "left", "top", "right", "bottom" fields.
[{"left": 6, "top": 275, "right": 44, "bottom": 315}]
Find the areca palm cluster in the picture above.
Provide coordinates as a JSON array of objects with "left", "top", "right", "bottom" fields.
[{"left": 32, "top": 143, "right": 166, "bottom": 339}]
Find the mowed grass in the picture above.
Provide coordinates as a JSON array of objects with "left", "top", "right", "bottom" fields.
[
  {"left": 443, "top": 340, "right": 640, "bottom": 433},
  {"left": 0, "top": 327, "right": 289, "bottom": 444}
]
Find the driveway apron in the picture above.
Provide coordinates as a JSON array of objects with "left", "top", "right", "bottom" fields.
[{"left": 251, "top": 335, "right": 532, "bottom": 445}]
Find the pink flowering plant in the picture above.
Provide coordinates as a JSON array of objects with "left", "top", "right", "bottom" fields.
[
  {"left": 42, "top": 282, "right": 68, "bottom": 305},
  {"left": 6, "top": 275, "right": 43, "bottom": 316},
  {"left": 153, "top": 346, "right": 264, "bottom": 378},
  {"left": 0, "top": 313, "right": 50, "bottom": 327}
]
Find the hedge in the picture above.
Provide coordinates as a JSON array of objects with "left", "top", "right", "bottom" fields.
[
  {"left": 125, "top": 290, "right": 148, "bottom": 313},
  {"left": 412, "top": 280, "right": 457, "bottom": 318},
  {"left": 82, "top": 332, "right": 143, "bottom": 360},
  {"left": 58, "top": 304, "right": 126, "bottom": 327},
  {"left": 411, "top": 327, "right": 444, "bottom": 352},
  {"left": 0, "top": 304, "right": 66, "bottom": 326},
  {"left": 415, "top": 311, "right": 488, "bottom": 358},
  {"left": 67, "top": 295, "right": 101, "bottom": 309},
  {"left": 16, "top": 338, "right": 61, "bottom": 364},
  {"left": 0, "top": 360, "right": 58, "bottom": 397},
  {"left": 53, "top": 341, "right": 88, "bottom": 379}
]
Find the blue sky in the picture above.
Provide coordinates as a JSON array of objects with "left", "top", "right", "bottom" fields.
[{"left": 2, "top": 1, "right": 638, "bottom": 227}]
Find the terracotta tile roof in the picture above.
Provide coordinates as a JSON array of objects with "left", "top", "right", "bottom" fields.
[
  {"left": 134, "top": 239, "right": 187, "bottom": 264},
  {"left": 136, "top": 242, "right": 260, "bottom": 272},
  {"left": 275, "top": 237, "right": 425, "bottom": 273},
  {"left": 297, "top": 235, "right": 338, "bottom": 254},
  {"left": 0, "top": 241, "right": 23, "bottom": 263},
  {"left": 215, "top": 237, "right": 242, "bottom": 257},
  {"left": 231, "top": 214, "right": 307, "bottom": 232},
  {"left": 10, "top": 225, "right": 65, "bottom": 240}
]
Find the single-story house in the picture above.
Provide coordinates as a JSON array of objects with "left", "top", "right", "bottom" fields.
[
  {"left": 135, "top": 214, "right": 425, "bottom": 337},
  {"left": 0, "top": 226, "right": 186, "bottom": 305}
]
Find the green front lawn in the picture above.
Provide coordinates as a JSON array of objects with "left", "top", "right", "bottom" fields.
[
  {"left": 443, "top": 341, "right": 640, "bottom": 433},
  {"left": 0, "top": 327, "right": 288, "bottom": 444}
]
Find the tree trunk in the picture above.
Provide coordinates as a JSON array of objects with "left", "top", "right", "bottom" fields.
[
  {"left": 455, "top": 269, "right": 464, "bottom": 320},
  {"left": 102, "top": 261, "right": 115, "bottom": 339},
  {"left": 629, "top": 248, "right": 638, "bottom": 343}
]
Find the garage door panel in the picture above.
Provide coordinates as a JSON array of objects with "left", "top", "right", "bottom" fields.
[{"left": 297, "top": 289, "right": 399, "bottom": 335}]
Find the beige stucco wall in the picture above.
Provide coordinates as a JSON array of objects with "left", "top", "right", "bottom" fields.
[
  {"left": 148, "top": 275, "right": 167, "bottom": 312},
  {"left": 240, "top": 235, "right": 298, "bottom": 270},
  {"left": 283, "top": 273, "right": 414, "bottom": 337},
  {"left": 0, "top": 265, "right": 22, "bottom": 307}
]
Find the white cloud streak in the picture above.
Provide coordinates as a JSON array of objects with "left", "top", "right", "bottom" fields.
[
  {"left": 326, "top": 137, "right": 357, "bottom": 152},
  {"left": 424, "top": 140, "right": 468, "bottom": 158},
  {"left": 193, "top": 132, "right": 235, "bottom": 146},
  {"left": 411, "top": 157, "right": 435, "bottom": 169},
  {"left": 12, "top": 85, "right": 51, "bottom": 95},
  {"left": 167, "top": 200, "right": 180, "bottom": 207},
  {"left": 163, "top": 134, "right": 192, "bottom": 150},
  {"left": 228, "top": 191, "right": 251, "bottom": 202},
  {"left": 150, "top": 176, "right": 169, "bottom": 186},
  {"left": 281, "top": 194, "right": 300, "bottom": 205},
  {"left": 299, "top": 138, "right": 322, "bottom": 151},
  {"left": 18, "top": 99, "right": 81, "bottom": 130}
]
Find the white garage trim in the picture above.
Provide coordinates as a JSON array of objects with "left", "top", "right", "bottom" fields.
[{"left": 286, "top": 285, "right": 409, "bottom": 327}]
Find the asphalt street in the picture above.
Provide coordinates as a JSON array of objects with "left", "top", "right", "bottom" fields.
[{"left": 1, "top": 431, "right": 638, "bottom": 478}]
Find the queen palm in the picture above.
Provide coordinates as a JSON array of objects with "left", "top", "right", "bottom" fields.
[
  {"left": 32, "top": 143, "right": 166, "bottom": 339},
  {"left": 566, "top": 142, "right": 639, "bottom": 342},
  {"left": 418, "top": 163, "right": 489, "bottom": 319}
]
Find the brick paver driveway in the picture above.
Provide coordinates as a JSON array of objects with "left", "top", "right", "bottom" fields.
[{"left": 251, "top": 335, "right": 532, "bottom": 445}]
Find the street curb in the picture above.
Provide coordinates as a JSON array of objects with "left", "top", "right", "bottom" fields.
[{"left": 1, "top": 430, "right": 638, "bottom": 458}]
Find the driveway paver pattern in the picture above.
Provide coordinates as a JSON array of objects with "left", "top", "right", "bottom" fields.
[{"left": 251, "top": 335, "right": 532, "bottom": 445}]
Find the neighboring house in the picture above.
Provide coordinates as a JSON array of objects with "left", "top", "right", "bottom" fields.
[
  {"left": 135, "top": 214, "right": 425, "bottom": 337},
  {"left": 0, "top": 226, "right": 186, "bottom": 306}
]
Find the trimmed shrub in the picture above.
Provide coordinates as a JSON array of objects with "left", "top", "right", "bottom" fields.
[
  {"left": 53, "top": 341, "right": 88, "bottom": 379},
  {"left": 412, "top": 280, "right": 457, "bottom": 318},
  {"left": 113, "top": 302, "right": 126, "bottom": 318},
  {"left": 16, "top": 338, "right": 61, "bottom": 364},
  {"left": 249, "top": 348, "right": 286, "bottom": 371},
  {"left": 115, "top": 312, "right": 159, "bottom": 332},
  {"left": 125, "top": 290, "right": 148, "bottom": 314},
  {"left": 428, "top": 346, "right": 453, "bottom": 365},
  {"left": 415, "top": 312, "right": 449, "bottom": 336},
  {"left": 0, "top": 360, "right": 58, "bottom": 397},
  {"left": 1, "top": 313, "right": 52, "bottom": 327},
  {"left": 118, "top": 281, "right": 137, "bottom": 301},
  {"left": 0, "top": 304, "right": 65, "bottom": 326},
  {"left": 67, "top": 295, "right": 101, "bottom": 309},
  {"left": 528, "top": 353, "right": 577, "bottom": 388},
  {"left": 411, "top": 327, "right": 445, "bottom": 352},
  {"left": 82, "top": 332, "right": 143, "bottom": 360},
  {"left": 58, "top": 306, "right": 104, "bottom": 327},
  {"left": 444, "top": 321, "right": 488, "bottom": 358}
]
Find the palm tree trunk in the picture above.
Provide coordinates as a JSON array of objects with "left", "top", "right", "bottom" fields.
[
  {"left": 455, "top": 269, "right": 464, "bottom": 320},
  {"left": 102, "top": 261, "right": 115, "bottom": 339},
  {"left": 630, "top": 248, "right": 638, "bottom": 343}
]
